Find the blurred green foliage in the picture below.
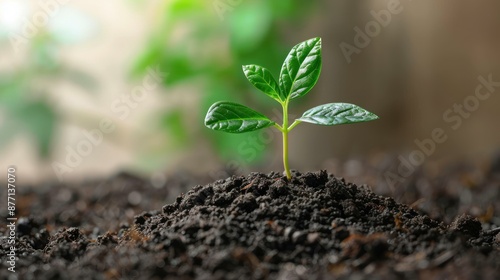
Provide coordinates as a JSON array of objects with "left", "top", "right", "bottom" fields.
[
  {"left": 0, "top": 3, "right": 96, "bottom": 159},
  {"left": 0, "top": 0, "right": 318, "bottom": 171},
  {"left": 133, "top": 0, "right": 317, "bottom": 165},
  {"left": 0, "top": 33, "right": 95, "bottom": 157}
]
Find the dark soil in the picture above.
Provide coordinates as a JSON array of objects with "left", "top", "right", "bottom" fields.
[{"left": 1, "top": 166, "right": 499, "bottom": 279}]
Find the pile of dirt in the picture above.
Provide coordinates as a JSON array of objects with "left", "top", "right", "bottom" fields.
[{"left": 1, "top": 170, "right": 498, "bottom": 279}]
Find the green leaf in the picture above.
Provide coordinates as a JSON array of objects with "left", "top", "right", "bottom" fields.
[
  {"left": 279, "top": 37, "right": 321, "bottom": 100},
  {"left": 202, "top": 83, "right": 270, "bottom": 162},
  {"left": 205, "top": 101, "right": 275, "bottom": 133},
  {"left": 297, "top": 103, "right": 379, "bottom": 126},
  {"left": 242, "top": 64, "right": 281, "bottom": 102}
]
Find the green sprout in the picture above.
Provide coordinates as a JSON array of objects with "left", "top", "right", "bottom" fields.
[{"left": 204, "top": 37, "right": 379, "bottom": 180}]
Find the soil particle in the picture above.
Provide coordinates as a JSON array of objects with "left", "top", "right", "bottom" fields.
[
  {"left": 134, "top": 211, "right": 153, "bottom": 225},
  {"left": 450, "top": 214, "right": 483, "bottom": 237},
  {"left": 44, "top": 227, "right": 88, "bottom": 261},
  {"left": 340, "top": 233, "right": 388, "bottom": 261},
  {"left": 231, "top": 193, "right": 258, "bottom": 213}
]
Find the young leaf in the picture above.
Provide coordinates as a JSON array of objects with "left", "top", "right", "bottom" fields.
[
  {"left": 242, "top": 65, "right": 282, "bottom": 102},
  {"left": 279, "top": 37, "right": 321, "bottom": 101},
  {"left": 297, "top": 103, "right": 379, "bottom": 126},
  {"left": 205, "top": 101, "right": 275, "bottom": 133}
]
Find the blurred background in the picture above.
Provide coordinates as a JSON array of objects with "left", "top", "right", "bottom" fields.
[{"left": 1, "top": 0, "right": 500, "bottom": 184}]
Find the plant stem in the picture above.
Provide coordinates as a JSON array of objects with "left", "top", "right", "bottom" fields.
[
  {"left": 283, "top": 129, "right": 291, "bottom": 180},
  {"left": 281, "top": 101, "right": 291, "bottom": 180},
  {"left": 288, "top": 120, "right": 301, "bottom": 131}
]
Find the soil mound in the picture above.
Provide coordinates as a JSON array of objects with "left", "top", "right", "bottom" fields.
[{"left": 1, "top": 171, "right": 498, "bottom": 279}]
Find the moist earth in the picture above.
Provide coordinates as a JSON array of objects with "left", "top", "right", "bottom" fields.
[{"left": 1, "top": 169, "right": 499, "bottom": 280}]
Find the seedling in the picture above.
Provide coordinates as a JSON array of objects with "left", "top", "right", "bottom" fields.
[{"left": 205, "top": 37, "right": 378, "bottom": 180}]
